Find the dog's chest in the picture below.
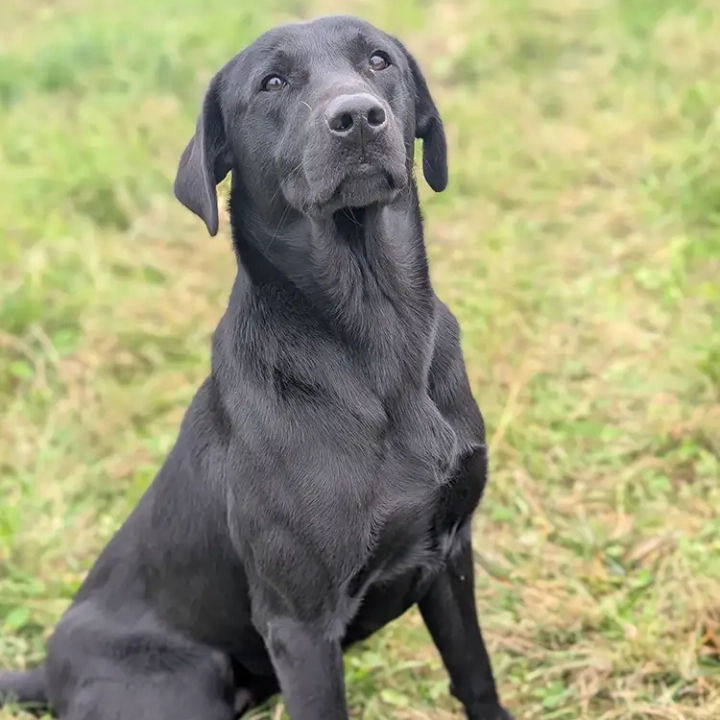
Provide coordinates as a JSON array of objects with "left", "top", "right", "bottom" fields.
[
  {"left": 345, "top": 416, "right": 483, "bottom": 590},
  {"left": 346, "top": 454, "right": 481, "bottom": 604}
]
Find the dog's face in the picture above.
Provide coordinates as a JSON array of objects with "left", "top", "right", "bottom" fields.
[{"left": 174, "top": 16, "right": 448, "bottom": 235}]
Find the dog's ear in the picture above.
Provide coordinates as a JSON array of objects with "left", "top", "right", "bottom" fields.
[
  {"left": 394, "top": 39, "right": 448, "bottom": 192},
  {"left": 174, "top": 74, "right": 233, "bottom": 236}
]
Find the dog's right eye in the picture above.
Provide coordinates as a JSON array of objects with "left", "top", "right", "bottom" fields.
[
  {"left": 369, "top": 52, "right": 391, "bottom": 71},
  {"left": 261, "top": 75, "right": 287, "bottom": 92}
]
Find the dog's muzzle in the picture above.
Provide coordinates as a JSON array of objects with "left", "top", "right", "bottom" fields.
[{"left": 297, "top": 92, "right": 408, "bottom": 212}]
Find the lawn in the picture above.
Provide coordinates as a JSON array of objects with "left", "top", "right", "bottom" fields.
[{"left": 1, "top": 0, "right": 719, "bottom": 718}]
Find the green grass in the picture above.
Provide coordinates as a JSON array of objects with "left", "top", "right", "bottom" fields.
[{"left": 2, "top": 0, "right": 720, "bottom": 718}]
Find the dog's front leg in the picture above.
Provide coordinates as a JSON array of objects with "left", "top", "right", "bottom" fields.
[
  {"left": 260, "top": 616, "right": 349, "bottom": 720},
  {"left": 419, "top": 534, "right": 515, "bottom": 720}
]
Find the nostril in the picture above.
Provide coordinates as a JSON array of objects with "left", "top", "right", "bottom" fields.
[
  {"left": 367, "top": 106, "right": 386, "bottom": 128},
  {"left": 325, "top": 95, "right": 387, "bottom": 137},
  {"left": 329, "top": 112, "right": 354, "bottom": 134}
]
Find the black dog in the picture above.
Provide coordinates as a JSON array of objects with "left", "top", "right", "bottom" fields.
[{"left": 0, "top": 16, "right": 515, "bottom": 720}]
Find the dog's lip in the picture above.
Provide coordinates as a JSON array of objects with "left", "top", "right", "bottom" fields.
[
  {"left": 343, "top": 163, "right": 396, "bottom": 187},
  {"left": 339, "top": 161, "right": 405, "bottom": 192},
  {"left": 299, "top": 160, "right": 408, "bottom": 216},
  {"left": 354, "top": 162, "right": 385, "bottom": 175}
]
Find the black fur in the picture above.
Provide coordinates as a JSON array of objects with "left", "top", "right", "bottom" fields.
[{"left": 1, "top": 16, "right": 514, "bottom": 720}]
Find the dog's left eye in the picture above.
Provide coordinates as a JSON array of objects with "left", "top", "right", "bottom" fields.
[
  {"left": 369, "top": 52, "right": 391, "bottom": 71},
  {"left": 261, "top": 74, "right": 287, "bottom": 92}
]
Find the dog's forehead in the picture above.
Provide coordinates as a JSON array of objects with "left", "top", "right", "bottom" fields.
[{"left": 248, "top": 16, "right": 393, "bottom": 61}]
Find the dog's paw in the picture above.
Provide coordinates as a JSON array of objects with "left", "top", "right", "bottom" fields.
[
  {"left": 494, "top": 708, "right": 516, "bottom": 720},
  {"left": 467, "top": 703, "right": 516, "bottom": 720}
]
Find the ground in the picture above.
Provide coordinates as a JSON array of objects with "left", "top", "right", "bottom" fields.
[{"left": 1, "top": 0, "right": 719, "bottom": 718}]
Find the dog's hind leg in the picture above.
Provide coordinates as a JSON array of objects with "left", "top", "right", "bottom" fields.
[
  {"left": 0, "top": 667, "right": 50, "bottom": 716},
  {"left": 418, "top": 535, "right": 515, "bottom": 720},
  {"left": 43, "top": 631, "right": 238, "bottom": 720},
  {"left": 232, "top": 669, "right": 279, "bottom": 717},
  {"left": 59, "top": 668, "right": 236, "bottom": 720}
]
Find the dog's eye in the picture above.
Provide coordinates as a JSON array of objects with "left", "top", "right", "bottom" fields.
[
  {"left": 369, "top": 52, "right": 391, "bottom": 71},
  {"left": 261, "top": 74, "right": 287, "bottom": 92}
]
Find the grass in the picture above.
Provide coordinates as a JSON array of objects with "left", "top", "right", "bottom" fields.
[{"left": 1, "top": 0, "right": 719, "bottom": 717}]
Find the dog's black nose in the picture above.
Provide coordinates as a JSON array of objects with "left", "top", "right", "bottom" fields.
[{"left": 325, "top": 94, "right": 387, "bottom": 140}]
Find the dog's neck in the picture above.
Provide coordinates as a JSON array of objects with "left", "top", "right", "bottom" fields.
[{"left": 227, "top": 181, "right": 436, "bottom": 338}]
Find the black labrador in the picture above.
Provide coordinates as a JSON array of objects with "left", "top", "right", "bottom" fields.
[{"left": 0, "top": 15, "right": 515, "bottom": 720}]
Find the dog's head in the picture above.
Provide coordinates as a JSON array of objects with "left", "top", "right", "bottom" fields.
[{"left": 174, "top": 16, "right": 447, "bottom": 235}]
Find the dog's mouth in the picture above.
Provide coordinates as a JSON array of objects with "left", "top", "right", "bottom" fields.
[
  {"left": 304, "top": 161, "right": 406, "bottom": 216},
  {"left": 334, "top": 163, "right": 399, "bottom": 203}
]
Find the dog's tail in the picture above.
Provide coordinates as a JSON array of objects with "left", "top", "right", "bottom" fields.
[{"left": 0, "top": 666, "right": 50, "bottom": 715}]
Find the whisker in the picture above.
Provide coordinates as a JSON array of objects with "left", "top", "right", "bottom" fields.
[
  {"left": 267, "top": 161, "right": 306, "bottom": 207},
  {"left": 265, "top": 202, "right": 293, "bottom": 253}
]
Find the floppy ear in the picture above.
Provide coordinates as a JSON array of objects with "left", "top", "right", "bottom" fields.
[
  {"left": 174, "top": 74, "right": 233, "bottom": 236},
  {"left": 394, "top": 39, "right": 448, "bottom": 192}
]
